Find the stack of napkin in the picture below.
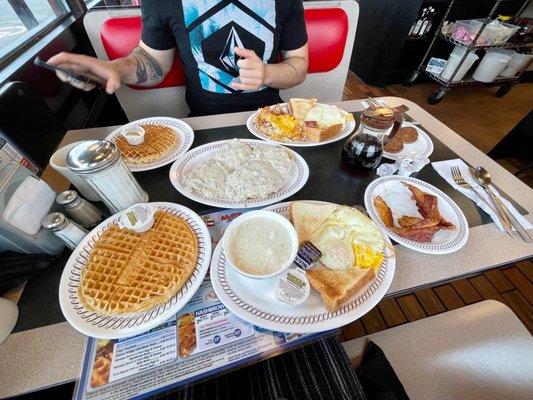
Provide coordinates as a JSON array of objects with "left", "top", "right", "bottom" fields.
[{"left": 2, "top": 176, "right": 55, "bottom": 235}]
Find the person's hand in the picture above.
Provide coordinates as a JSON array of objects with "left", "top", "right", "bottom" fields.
[
  {"left": 47, "top": 52, "right": 122, "bottom": 94},
  {"left": 230, "top": 47, "right": 267, "bottom": 91}
]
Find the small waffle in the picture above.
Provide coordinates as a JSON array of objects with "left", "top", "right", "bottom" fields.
[
  {"left": 78, "top": 211, "right": 198, "bottom": 315},
  {"left": 115, "top": 124, "right": 178, "bottom": 164}
]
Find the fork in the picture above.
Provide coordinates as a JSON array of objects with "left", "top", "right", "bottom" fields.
[
  {"left": 451, "top": 166, "right": 516, "bottom": 238},
  {"left": 366, "top": 97, "right": 384, "bottom": 108},
  {"left": 366, "top": 98, "right": 421, "bottom": 126}
]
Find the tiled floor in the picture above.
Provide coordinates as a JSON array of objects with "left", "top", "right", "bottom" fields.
[{"left": 340, "top": 72, "right": 533, "bottom": 341}]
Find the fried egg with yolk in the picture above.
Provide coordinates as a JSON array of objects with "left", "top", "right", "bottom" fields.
[{"left": 310, "top": 206, "right": 385, "bottom": 272}]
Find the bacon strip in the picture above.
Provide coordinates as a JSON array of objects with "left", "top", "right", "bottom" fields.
[
  {"left": 390, "top": 226, "right": 439, "bottom": 242},
  {"left": 377, "top": 184, "right": 456, "bottom": 243},
  {"left": 398, "top": 216, "right": 421, "bottom": 227},
  {"left": 404, "top": 183, "right": 455, "bottom": 230}
]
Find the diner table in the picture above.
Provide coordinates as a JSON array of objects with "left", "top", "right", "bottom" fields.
[{"left": 1, "top": 96, "right": 532, "bottom": 399}]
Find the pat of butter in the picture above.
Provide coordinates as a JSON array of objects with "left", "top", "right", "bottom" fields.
[
  {"left": 121, "top": 125, "right": 145, "bottom": 145},
  {"left": 276, "top": 268, "right": 310, "bottom": 306},
  {"left": 119, "top": 204, "right": 154, "bottom": 233}
]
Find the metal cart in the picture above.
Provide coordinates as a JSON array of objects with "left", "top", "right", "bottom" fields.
[{"left": 404, "top": 0, "right": 533, "bottom": 104}]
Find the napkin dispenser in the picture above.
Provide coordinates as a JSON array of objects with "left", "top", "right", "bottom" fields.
[{"left": 0, "top": 163, "right": 64, "bottom": 254}]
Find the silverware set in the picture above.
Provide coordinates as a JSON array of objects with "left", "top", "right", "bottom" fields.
[
  {"left": 451, "top": 165, "right": 532, "bottom": 243},
  {"left": 364, "top": 97, "right": 531, "bottom": 243}
]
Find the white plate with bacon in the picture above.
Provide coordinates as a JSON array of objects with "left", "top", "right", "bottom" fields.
[
  {"left": 247, "top": 98, "right": 356, "bottom": 147},
  {"left": 364, "top": 176, "right": 469, "bottom": 254}
]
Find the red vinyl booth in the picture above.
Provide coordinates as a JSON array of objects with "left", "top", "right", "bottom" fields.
[
  {"left": 100, "top": 8, "right": 349, "bottom": 90},
  {"left": 84, "top": 1, "right": 358, "bottom": 119}
]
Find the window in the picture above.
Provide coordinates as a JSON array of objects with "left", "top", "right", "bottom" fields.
[
  {"left": 0, "top": 0, "right": 69, "bottom": 63},
  {"left": 87, "top": 0, "right": 141, "bottom": 9},
  {"left": 84, "top": 0, "right": 102, "bottom": 9}
]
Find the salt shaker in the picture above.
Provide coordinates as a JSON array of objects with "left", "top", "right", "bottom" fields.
[
  {"left": 41, "top": 212, "right": 88, "bottom": 250},
  {"left": 56, "top": 190, "right": 102, "bottom": 228},
  {"left": 66, "top": 140, "right": 148, "bottom": 213}
]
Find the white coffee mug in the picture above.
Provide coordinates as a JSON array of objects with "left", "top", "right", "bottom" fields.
[{"left": 49, "top": 141, "right": 100, "bottom": 202}]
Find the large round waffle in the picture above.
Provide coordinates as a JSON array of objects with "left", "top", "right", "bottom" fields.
[
  {"left": 59, "top": 202, "right": 211, "bottom": 339},
  {"left": 115, "top": 124, "right": 178, "bottom": 164},
  {"left": 78, "top": 211, "right": 197, "bottom": 315}
]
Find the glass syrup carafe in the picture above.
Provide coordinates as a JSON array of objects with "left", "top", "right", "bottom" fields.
[{"left": 340, "top": 105, "right": 408, "bottom": 177}]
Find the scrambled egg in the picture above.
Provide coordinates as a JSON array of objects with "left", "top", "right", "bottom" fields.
[{"left": 270, "top": 115, "right": 300, "bottom": 138}]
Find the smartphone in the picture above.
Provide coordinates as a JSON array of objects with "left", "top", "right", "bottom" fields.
[{"left": 34, "top": 57, "right": 102, "bottom": 88}]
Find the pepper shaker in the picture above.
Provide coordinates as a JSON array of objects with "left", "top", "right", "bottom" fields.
[{"left": 56, "top": 190, "right": 102, "bottom": 228}]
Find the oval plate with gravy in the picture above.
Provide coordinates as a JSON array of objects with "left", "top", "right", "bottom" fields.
[{"left": 169, "top": 139, "right": 309, "bottom": 209}]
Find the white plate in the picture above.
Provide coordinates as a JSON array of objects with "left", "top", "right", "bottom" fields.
[
  {"left": 58, "top": 202, "right": 212, "bottom": 339},
  {"left": 106, "top": 117, "right": 195, "bottom": 172},
  {"left": 210, "top": 202, "right": 395, "bottom": 333},
  {"left": 246, "top": 103, "right": 356, "bottom": 147},
  {"left": 364, "top": 176, "right": 469, "bottom": 254},
  {"left": 383, "top": 122, "right": 434, "bottom": 161},
  {"left": 169, "top": 139, "right": 309, "bottom": 209}
]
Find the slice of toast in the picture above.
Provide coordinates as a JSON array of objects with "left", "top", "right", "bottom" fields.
[
  {"left": 304, "top": 123, "right": 343, "bottom": 142},
  {"left": 289, "top": 201, "right": 338, "bottom": 244},
  {"left": 307, "top": 267, "right": 375, "bottom": 312},
  {"left": 288, "top": 98, "right": 318, "bottom": 120}
]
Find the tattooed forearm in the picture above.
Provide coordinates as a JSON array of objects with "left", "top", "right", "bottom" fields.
[{"left": 130, "top": 47, "right": 165, "bottom": 86}]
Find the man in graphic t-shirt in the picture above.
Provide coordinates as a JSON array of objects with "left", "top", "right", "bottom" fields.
[{"left": 48, "top": 0, "right": 309, "bottom": 116}]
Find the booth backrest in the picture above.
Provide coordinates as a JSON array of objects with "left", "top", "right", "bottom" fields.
[
  {"left": 84, "top": 1, "right": 358, "bottom": 120},
  {"left": 100, "top": 16, "right": 185, "bottom": 89},
  {"left": 100, "top": 8, "right": 349, "bottom": 90}
]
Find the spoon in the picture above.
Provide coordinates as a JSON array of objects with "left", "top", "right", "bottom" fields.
[{"left": 474, "top": 167, "right": 532, "bottom": 242}]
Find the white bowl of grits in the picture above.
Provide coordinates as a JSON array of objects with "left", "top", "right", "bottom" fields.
[{"left": 223, "top": 210, "right": 298, "bottom": 279}]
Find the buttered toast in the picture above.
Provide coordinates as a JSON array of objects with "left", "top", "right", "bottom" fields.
[
  {"left": 307, "top": 267, "right": 375, "bottom": 312},
  {"left": 289, "top": 201, "right": 339, "bottom": 244},
  {"left": 288, "top": 98, "right": 317, "bottom": 120}
]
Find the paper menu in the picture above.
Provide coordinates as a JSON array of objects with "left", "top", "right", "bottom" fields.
[
  {"left": 76, "top": 279, "right": 326, "bottom": 400},
  {"left": 176, "top": 283, "right": 255, "bottom": 360}
]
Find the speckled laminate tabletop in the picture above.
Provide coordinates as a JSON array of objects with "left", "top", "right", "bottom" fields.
[{"left": 1, "top": 97, "right": 531, "bottom": 399}]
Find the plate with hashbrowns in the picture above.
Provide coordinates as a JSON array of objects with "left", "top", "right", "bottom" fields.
[{"left": 247, "top": 99, "right": 355, "bottom": 147}]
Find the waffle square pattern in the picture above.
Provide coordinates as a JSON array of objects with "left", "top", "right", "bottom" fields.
[
  {"left": 116, "top": 124, "right": 178, "bottom": 164},
  {"left": 78, "top": 211, "right": 198, "bottom": 315}
]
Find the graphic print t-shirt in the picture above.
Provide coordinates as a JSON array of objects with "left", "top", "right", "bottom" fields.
[{"left": 141, "top": 0, "right": 308, "bottom": 116}]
